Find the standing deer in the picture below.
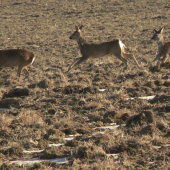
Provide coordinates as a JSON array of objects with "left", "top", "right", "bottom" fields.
[
  {"left": 66, "top": 25, "right": 140, "bottom": 73},
  {"left": 148, "top": 27, "right": 170, "bottom": 67},
  {"left": 0, "top": 49, "right": 35, "bottom": 77}
]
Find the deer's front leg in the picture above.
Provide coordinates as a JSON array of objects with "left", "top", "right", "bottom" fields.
[
  {"left": 148, "top": 52, "right": 161, "bottom": 67},
  {"left": 161, "top": 53, "right": 169, "bottom": 64},
  {"left": 66, "top": 57, "right": 81, "bottom": 73}
]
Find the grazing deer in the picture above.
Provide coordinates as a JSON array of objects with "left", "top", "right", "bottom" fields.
[
  {"left": 0, "top": 49, "right": 35, "bottom": 77},
  {"left": 148, "top": 27, "right": 170, "bottom": 67},
  {"left": 66, "top": 25, "right": 140, "bottom": 73}
]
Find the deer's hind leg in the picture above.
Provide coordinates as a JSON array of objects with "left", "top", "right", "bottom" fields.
[
  {"left": 117, "top": 53, "right": 128, "bottom": 70},
  {"left": 122, "top": 52, "right": 140, "bottom": 69},
  {"left": 23, "top": 68, "right": 29, "bottom": 75},
  {"left": 17, "top": 62, "right": 30, "bottom": 77},
  {"left": 113, "top": 49, "right": 128, "bottom": 70}
]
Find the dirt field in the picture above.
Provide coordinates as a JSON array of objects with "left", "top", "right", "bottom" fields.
[{"left": 1, "top": 0, "right": 170, "bottom": 169}]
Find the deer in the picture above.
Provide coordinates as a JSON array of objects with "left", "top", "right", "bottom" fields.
[
  {"left": 66, "top": 25, "right": 140, "bottom": 73},
  {"left": 0, "top": 49, "right": 35, "bottom": 77},
  {"left": 148, "top": 27, "right": 170, "bottom": 67}
]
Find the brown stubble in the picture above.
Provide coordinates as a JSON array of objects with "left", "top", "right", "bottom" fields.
[{"left": 1, "top": 0, "right": 170, "bottom": 169}]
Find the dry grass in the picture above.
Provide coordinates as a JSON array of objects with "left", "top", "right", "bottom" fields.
[
  {"left": 1, "top": 0, "right": 170, "bottom": 169},
  {"left": 17, "top": 109, "right": 44, "bottom": 126},
  {"left": 0, "top": 113, "right": 13, "bottom": 132}
]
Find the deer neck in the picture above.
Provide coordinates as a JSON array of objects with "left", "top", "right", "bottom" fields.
[
  {"left": 157, "top": 36, "right": 165, "bottom": 50},
  {"left": 77, "top": 36, "right": 87, "bottom": 52}
]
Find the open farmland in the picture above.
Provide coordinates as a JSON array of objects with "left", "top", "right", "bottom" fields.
[{"left": 1, "top": 0, "right": 170, "bottom": 169}]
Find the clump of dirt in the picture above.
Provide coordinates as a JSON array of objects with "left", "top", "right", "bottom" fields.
[
  {"left": 163, "top": 81, "right": 170, "bottom": 86},
  {"left": 126, "top": 110, "right": 155, "bottom": 127},
  {"left": 47, "top": 129, "right": 65, "bottom": 142},
  {"left": 39, "top": 146, "right": 71, "bottom": 159},
  {"left": 101, "top": 111, "right": 117, "bottom": 123},
  {"left": 41, "top": 98, "right": 56, "bottom": 104},
  {"left": 0, "top": 163, "right": 19, "bottom": 170},
  {"left": 160, "top": 61, "right": 170, "bottom": 68},
  {"left": 63, "top": 85, "right": 96, "bottom": 94},
  {"left": 0, "top": 139, "right": 8, "bottom": 146},
  {"left": 139, "top": 124, "right": 157, "bottom": 136},
  {"left": 65, "top": 138, "right": 79, "bottom": 147},
  {"left": 2, "top": 88, "right": 29, "bottom": 98},
  {"left": 61, "top": 127, "right": 77, "bottom": 135},
  {"left": 0, "top": 130, "right": 11, "bottom": 139},
  {"left": 46, "top": 108, "right": 56, "bottom": 115},
  {"left": 1, "top": 0, "right": 170, "bottom": 169},
  {"left": 0, "top": 98, "right": 20, "bottom": 108},
  {"left": 103, "top": 110, "right": 117, "bottom": 119},
  {"left": 104, "top": 138, "right": 150, "bottom": 157},
  {"left": 144, "top": 81, "right": 156, "bottom": 88},
  {"left": 76, "top": 128, "right": 91, "bottom": 135},
  {"left": 0, "top": 146, "right": 23, "bottom": 157},
  {"left": 149, "top": 94, "right": 170, "bottom": 104},
  {"left": 74, "top": 146, "right": 88, "bottom": 158},
  {"left": 156, "top": 121, "right": 169, "bottom": 133},
  {"left": 74, "top": 145, "right": 105, "bottom": 159},
  {"left": 39, "top": 150, "right": 59, "bottom": 159},
  {"left": 119, "top": 113, "right": 130, "bottom": 121},
  {"left": 87, "top": 113, "right": 103, "bottom": 122},
  {"left": 149, "top": 65, "right": 160, "bottom": 72},
  {"left": 37, "top": 139, "right": 48, "bottom": 149},
  {"left": 28, "top": 79, "right": 49, "bottom": 89}
]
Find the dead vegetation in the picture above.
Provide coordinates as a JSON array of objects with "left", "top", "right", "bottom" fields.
[{"left": 1, "top": 0, "right": 170, "bottom": 169}]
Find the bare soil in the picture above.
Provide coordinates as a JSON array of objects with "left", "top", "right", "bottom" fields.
[{"left": 1, "top": 0, "right": 170, "bottom": 169}]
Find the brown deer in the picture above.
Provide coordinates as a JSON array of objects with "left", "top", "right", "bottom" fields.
[
  {"left": 0, "top": 49, "right": 35, "bottom": 77},
  {"left": 66, "top": 25, "right": 140, "bottom": 73},
  {"left": 148, "top": 27, "right": 170, "bottom": 67}
]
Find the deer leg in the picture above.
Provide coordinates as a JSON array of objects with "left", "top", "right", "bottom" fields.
[
  {"left": 17, "top": 65, "right": 24, "bottom": 77},
  {"left": 148, "top": 52, "right": 161, "bottom": 67},
  {"left": 161, "top": 53, "right": 169, "bottom": 64},
  {"left": 66, "top": 56, "right": 88, "bottom": 73},
  {"left": 66, "top": 57, "right": 81, "bottom": 73},
  {"left": 119, "top": 54, "right": 128, "bottom": 70},
  {"left": 122, "top": 52, "right": 140, "bottom": 69},
  {"left": 23, "top": 68, "right": 29, "bottom": 75}
]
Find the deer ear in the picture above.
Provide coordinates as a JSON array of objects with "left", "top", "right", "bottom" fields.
[
  {"left": 154, "top": 29, "right": 157, "bottom": 32},
  {"left": 160, "top": 27, "right": 164, "bottom": 33},
  {"left": 79, "top": 25, "right": 83, "bottom": 30},
  {"left": 157, "top": 27, "right": 164, "bottom": 33},
  {"left": 75, "top": 25, "right": 78, "bottom": 31}
]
